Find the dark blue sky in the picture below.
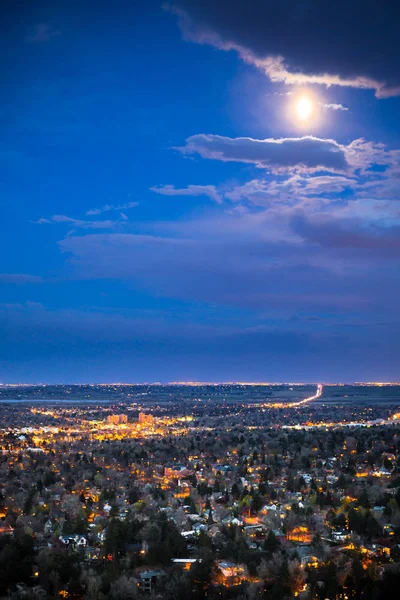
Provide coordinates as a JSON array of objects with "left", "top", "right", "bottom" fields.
[{"left": 2, "top": 0, "right": 400, "bottom": 383}]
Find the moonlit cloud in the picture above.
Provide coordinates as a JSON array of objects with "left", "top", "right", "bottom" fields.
[
  {"left": 157, "top": 133, "right": 400, "bottom": 210},
  {"left": 33, "top": 215, "right": 123, "bottom": 230},
  {"left": 179, "top": 134, "right": 348, "bottom": 172},
  {"left": 221, "top": 174, "right": 356, "bottom": 206},
  {"left": 150, "top": 184, "right": 222, "bottom": 203},
  {"left": 86, "top": 201, "right": 139, "bottom": 216},
  {"left": 291, "top": 213, "right": 400, "bottom": 254},
  {"left": 167, "top": 1, "right": 400, "bottom": 98},
  {"left": 320, "top": 102, "right": 348, "bottom": 111}
]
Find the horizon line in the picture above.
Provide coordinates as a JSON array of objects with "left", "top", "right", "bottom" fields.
[{"left": 0, "top": 381, "right": 399, "bottom": 387}]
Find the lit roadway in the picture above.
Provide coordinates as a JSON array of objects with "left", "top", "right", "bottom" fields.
[
  {"left": 267, "top": 384, "right": 323, "bottom": 408},
  {"left": 291, "top": 383, "right": 323, "bottom": 407}
]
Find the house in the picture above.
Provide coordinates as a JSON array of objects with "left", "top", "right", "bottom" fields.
[
  {"left": 126, "top": 543, "right": 143, "bottom": 557},
  {"left": 332, "top": 529, "right": 350, "bottom": 543},
  {"left": 136, "top": 569, "right": 166, "bottom": 592},
  {"left": 193, "top": 522, "right": 207, "bottom": 534},
  {"left": 383, "top": 524, "right": 395, "bottom": 536},
  {"left": 222, "top": 516, "right": 243, "bottom": 527},
  {"left": 103, "top": 503, "right": 112, "bottom": 515},
  {"left": 164, "top": 465, "right": 192, "bottom": 479},
  {"left": 372, "top": 506, "right": 385, "bottom": 514},
  {"left": 181, "top": 530, "right": 196, "bottom": 539},
  {"left": 98, "top": 529, "right": 107, "bottom": 542},
  {"left": 287, "top": 526, "right": 313, "bottom": 544},
  {"left": 59, "top": 534, "right": 88, "bottom": 548},
  {"left": 208, "top": 525, "right": 221, "bottom": 538},
  {"left": 172, "top": 558, "right": 202, "bottom": 570},
  {"left": 244, "top": 524, "right": 267, "bottom": 540},
  {"left": 298, "top": 473, "right": 312, "bottom": 485},
  {"left": 216, "top": 561, "right": 246, "bottom": 586},
  {"left": 85, "top": 546, "right": 100, "bottom": 561},
  {"left": 262, "top": 504, "right": 279, "bottom": 514},
  {"left": 44, "top": 519, "right": 53, "bottom": 535},
  {"left": 376, "top": 467, "right": 391, "bottom": 477},
  {"left": 0, "top": 524, "right": 14, "bottom": 537},
  {"left": 299, "top": 553, "right": 320, "bottom": 568},
  {"left": 118, "top": 508, "right": 129, "bottom": 521}
]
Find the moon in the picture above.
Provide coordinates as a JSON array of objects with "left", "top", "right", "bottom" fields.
[{"left": 294, "top": 95, "right": 315, "bottom": 122}]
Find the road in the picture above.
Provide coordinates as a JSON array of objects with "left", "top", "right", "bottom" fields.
[
  {"left": 267, "top": 384, "right": 323, "bottom": 408},
  {"left": 291, "top": 383, "right": 323, "bottom": 407}
]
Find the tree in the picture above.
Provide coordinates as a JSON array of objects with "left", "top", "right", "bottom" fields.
[
  {"left": 251, "top": 493, "right": 263, "bottom": 513},
  {"left": 263, "top": 530, "right": 279, "bottom": 555},
  {"left": 165, "top": 570, "right": 191, "bottom": 600},
  {"left": 0, "top": 534, "right": 35, "bottom": 595},
  {"left": 81, "top": 570, "right": 101, "bottom": 600},
  {"left": 145, "top": 513, "right": 186, "bottom": 565},
  {"left": 188, "top": 548, "right": 214, "bottom": 598},
  {"left": 288, "top": 559, "right": 305, "bottom": 597},
  {"left": 109, "top": 575, "right": 137, "bottom": 600},
  {"left": 23, "top": 491, "right": 35, "bottom": 516},
  {"left": 128, "top": 487, "right": 140, "bottom": 504},
  {"left": 231, "top": 482, "right": 240, "bottom": 499},
  {"left": 105, "top": 520, "right": 128, "bottom": 559}
]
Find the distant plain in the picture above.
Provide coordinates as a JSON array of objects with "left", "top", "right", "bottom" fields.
[{"left": 0, "top": 384, "right": 399, "bottom": 406}]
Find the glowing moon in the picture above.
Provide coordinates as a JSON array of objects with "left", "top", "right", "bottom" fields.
[{"left": 294, "top": 95, "right": 314, "bottom": 122}]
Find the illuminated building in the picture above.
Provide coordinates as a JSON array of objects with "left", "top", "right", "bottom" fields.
[
  {"left": 105, "top": 414, "right": 128, "bottom": 425},
  {"left": 138, "top": 412, "right": 154, "bottom": 425}
]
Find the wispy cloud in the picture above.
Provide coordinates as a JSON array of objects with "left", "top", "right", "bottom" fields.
[
  {"left": 150, "top": 184, "right": 222, "bottom": 203},
  {"left": 86, "top": 202, "right": 139, "bottom": 216},
  {"left": 33, "top": 215, "right": 123, "bottom": 230},
  {"left": 26, "top": 23, "right": 61, "bottom": 44},
  {"left": 265, "top": 91, "right": 293, "bottom": 97},
  {"left": 59, "top": 197, "right": 400, "bottom": 317},
  {"left": 0, "top": 273, "right": 43, "bottom": 284},
  {"left": 221, "top": 174, "right": 357, "bottom": 207}
]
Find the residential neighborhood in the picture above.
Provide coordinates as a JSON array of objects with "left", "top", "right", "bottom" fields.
[{"left": 0, "top": 384, "right": 400, "bottom": 598}]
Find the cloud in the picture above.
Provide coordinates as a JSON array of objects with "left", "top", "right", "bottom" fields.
[
  {"left": 33, "top": 214, "right": 124, "bottom": 230},
  {"left": 150, "top": 184, "right": 222, "bottom": 203},
  {"left": 265, "top": 91, "right": 293, "bottom": 97},
  {"left": 167, "top": 1, "right": 400, "bottom": 97},
  {"left": 1, "top": 300, "right": 346, "bottom": 382},
  {"left": 0, "top": 273, "right": 43, "bottom": 284},
  {"left": 221, "top": 174, "right": 356, "bottom": 206},
  {"left": 345, "top": 139, "right": 400, "bottom": 175},
  {"left": 320, "top": 103, "right": 348, "bottom": 111},
  {"left": 58, "top": 197, "right": 400, "bottom": 313},
  {"left": 26, "top": 23, "right": 61, "bottom": 44},
  {"left": 299, "top": 175, "right": 355, "bottom": 193},
  {"left": 1, "top": 298, "right": 399, "bottom": 382},
  {"left": 27, "top": 177, "right": 400, "bottom": 382},
  {"left": 86, "top": 202, "right": 139, "bottom": 216},
  {"left": 291, "top": 213, "right": 400, "bottom": 255},
  {"left": 180, "top": 134, "right": 348, "bottom": 172},
  {"left": 165, "top": 134, "right": 400, "bottom": 207}
]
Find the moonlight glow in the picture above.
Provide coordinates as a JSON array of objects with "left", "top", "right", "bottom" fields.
[{"left": 294, "top": 95, "right": 315, "bottom": 122}]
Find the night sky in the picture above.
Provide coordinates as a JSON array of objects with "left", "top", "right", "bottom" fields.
[{"left": 1, "top": 1, "right": 400, "bottom": 383}]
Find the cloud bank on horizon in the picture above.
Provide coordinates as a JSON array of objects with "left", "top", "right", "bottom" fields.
[{"left": 1, "top": 0, "right": 400, "bottom": 382}]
